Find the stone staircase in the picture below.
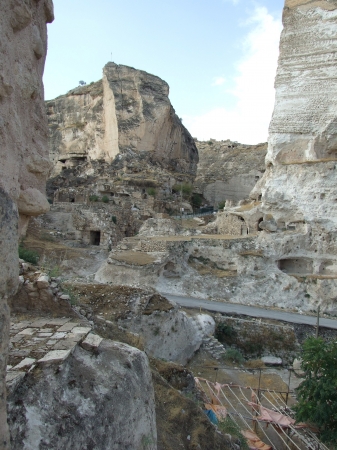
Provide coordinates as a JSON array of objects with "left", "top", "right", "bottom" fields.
[{"left": 202, "top": 336, "right": 226, "bottom": 360}]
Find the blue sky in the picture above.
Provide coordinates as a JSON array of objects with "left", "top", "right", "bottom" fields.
[{"left": 44, "top": 0, "right": 284, "bottom": 144}]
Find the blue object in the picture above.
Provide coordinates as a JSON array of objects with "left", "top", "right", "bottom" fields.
[{"left": 204, "top": 409, "right": 219, "bottom": 425}]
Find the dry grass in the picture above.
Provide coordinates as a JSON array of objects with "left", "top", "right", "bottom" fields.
[
  {"left": 111, "top": 251, "right": 157, "bottom": 266},
  {"left": 235, "top": 201, "right": 261, "bottom": 212},
  {"left": 239, "top": 250, "right": 264, "bottom": 257}
]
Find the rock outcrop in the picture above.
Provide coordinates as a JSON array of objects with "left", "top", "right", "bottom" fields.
[
  {"left": 0, "top": 2, "right": 53, "bottom": 447},
  {"left": 8, "top": 340, "right": 157, "bottom": 450},
  {"left": 47, "top": 63, "right": 198, "bottom": 177},
  {"left": 194, "top": 139, "right": 267, "bottom": 206},
  {"left": 93, "top": 1, "right": 337, "bottom": 316}
]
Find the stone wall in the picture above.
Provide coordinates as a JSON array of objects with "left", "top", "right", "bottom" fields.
[
  {"left": 140, "top": 240, "right": 168, "bottom": 252},
  {"left": 0, "top": 2, "right": 53, "bottom": 447}
]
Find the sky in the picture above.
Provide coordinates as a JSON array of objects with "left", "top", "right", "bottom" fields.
[{"left": 43, "top": 0, "right": 284, "bottom": 145}]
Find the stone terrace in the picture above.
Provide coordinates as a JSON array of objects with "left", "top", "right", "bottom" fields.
[{"left": 7, "top": 315, "right": 103, "bottom": 394}]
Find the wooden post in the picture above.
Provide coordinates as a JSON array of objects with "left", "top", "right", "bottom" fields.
[{"left": 316, "top": 305, "right": 320, "bottom": 338}]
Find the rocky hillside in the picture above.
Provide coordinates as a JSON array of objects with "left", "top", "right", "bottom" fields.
[
  {"left": 194, "top": 139, "right": 267, "bottom": 206},
  {"left": 95, "top": 0, "right": 337, "bottom": 316},
  {"left": 46, "top": 62, "right": 198, "bottom": 177}
]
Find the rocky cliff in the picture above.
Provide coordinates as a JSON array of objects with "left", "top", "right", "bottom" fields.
[
  {"left": 47, "top": 63, "right": 198, "bottom": 177},
  {"left": 194, "top": 139, "right": 267, "bottom": 206},
  {"left": 95, "top": 0, "right": 337, "bottom": 316},
  {"left": 0, "top": 1, "right": 53, "bottom": 447}
]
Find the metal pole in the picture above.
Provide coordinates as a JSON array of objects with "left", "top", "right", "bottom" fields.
[
  {"left": 286, "top": 369, "right": 291, "bottom": 406},
  {"left": 316, "top": 305, "right": 320, "bottom": 338}
]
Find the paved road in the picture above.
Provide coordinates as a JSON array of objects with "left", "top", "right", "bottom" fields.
[{"left": 163, "top": 294, "right": 337, "bottom": 330}]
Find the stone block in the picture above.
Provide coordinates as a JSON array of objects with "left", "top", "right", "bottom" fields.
[
  {"left": 36, "top": 274, "right": 50, "bottom": 289},
  {"left": 12, "top": 358, "right": 36, "bottom": 371},
  {"left": 30, "top": 319, "right": 48, "bottom": 328},
  {"left": 46, "top": 318, "right": 71, "bottom": 326},
  {"left": 50, "top": 332, "right": 67, "bottom": 340},
  {"left": 81, "top": 333, "right": 103, "bottom": 351},
  {"left": 38, "top": 349, "right": 72, "bottom": 365},
  {"left": 261, "top": 356, "right": 282, "bottom": 366},
  {"left": 71, "top": 327, "right": 92, "bottom": 335},
  {"left": 57, "top": 322, "right": 78, "bottom": 332},
  {"left": 18, "top": 328, "right": 37, "bottom": 336},
  {"left": 53, "top": 339, "right": 78, "bottom": 351}
]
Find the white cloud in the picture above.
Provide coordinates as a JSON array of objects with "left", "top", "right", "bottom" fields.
[
  {"left": 212, "top": 76, "right": 227, "bottom": 86},
  {"left": 184, "top": 6, "right": 282, "bottom": 144}
]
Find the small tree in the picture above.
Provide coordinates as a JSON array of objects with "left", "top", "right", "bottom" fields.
[
  {"left": 294, "top": 337, "right": 337, "bottom": 445},
  {"left": 101, "top": 195, "right": 109, "bottom": 203},
  {"left": 191, "top": 193, "right": 202, "bottom": 208}
]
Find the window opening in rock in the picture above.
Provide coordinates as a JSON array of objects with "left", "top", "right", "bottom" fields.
[
  {"left": 90, "top": 230, "right": 101, "bottom": 246},
  {"left": 258, "top": 194, "right": 262, "bottom": 201},
  {"left": 257, "top": 218, "right": 263, "bottom": 231}
]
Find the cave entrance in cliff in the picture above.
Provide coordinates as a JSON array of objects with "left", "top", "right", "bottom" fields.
[
  {"left": 90, "top": 230, "right": 101, "bottom": 246},
  {"left": 257, "top": 218, "right": 264, "bottom": 231}
]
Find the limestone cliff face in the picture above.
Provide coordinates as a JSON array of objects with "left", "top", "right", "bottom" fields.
[
  {"left": 47, "top": 63, "right": 198, "bottom": 176},
  {"left": 0, "top": 2, "right": 53, "bottom": 447},
  {"left": 248, "top": 0, "right": 337, "bottom": 311},
  {"left": 194, "top": 140, "right": 267, "bottom": 206},
  {"left": 95, "top": 1, "right": 337, "bottom": 315}
]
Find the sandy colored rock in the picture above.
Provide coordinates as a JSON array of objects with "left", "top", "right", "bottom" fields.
[
  {"left": 47, "top": 62, "right": 198, "bottom": 177},
  {"left": 0, "top": 2, "right": 53, "bottom": 444}
]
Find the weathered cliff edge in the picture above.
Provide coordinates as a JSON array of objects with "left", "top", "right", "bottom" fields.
[
  {"left": 0, "top": 1, "right": 53, "bottom": 447},
  {"left": 47, "top": 62, "right": 198, "bottom": 177},
  {"left": 194, "top": 140, "right": 267, "bottom": 206},
  {"left": 96, "top": 0, "right": 337, "bottom": 315}
]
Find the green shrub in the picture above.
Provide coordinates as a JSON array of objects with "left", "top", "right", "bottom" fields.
[
  {"left": 218, "top": 417, "right": 249, "bottom": 449},
  {"left": 18, "top": 246, "right": 39, "bottom": 265},
  {"left": 192, "top": 193, "right": 203, "bottom": 208},
  {"left": 111, "top": 216, "right": 117, "bottom": 224},
  {"left": 216, "top": 323, "right": 236, "bottom": 342},
  {"left": 218, "top": 200, "right": 226, "bottom": 209},
  {"left": 101, "top": 195, "right": 109, "bottom": 203},
  {"left": 294, "top": 337, "right": 337, "bottom": 446},
  {"left": 207, "top": 140, "right": 214, "bottom": 145},
  {"left": 89, "top": 194, "right": 99, "bottom": 202},
  {"left": 172, "top": 183, "right": 192, "bottom": 197},
  {"left": 47, "top": 265, "right": 62, "bottom": 278},
  {"left": 224, "top": 348, "right": 245, "bottom": 364},
  {"left": 147, "top": 187, "right": 156, "bottom": 196}
]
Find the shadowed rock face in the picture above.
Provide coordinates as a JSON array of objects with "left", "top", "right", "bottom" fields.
[
  {"left": 47, "top": 63, "right": 199, "bottom": 177},
  {"left": 8, "top": 342, "right": 157, "bottom": 450},
  {"left": 0, "top": 1, "right": 53, "bottom": 447}
]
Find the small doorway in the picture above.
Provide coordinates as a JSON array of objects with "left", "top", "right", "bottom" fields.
[{"left": 90, "top": 230, "right": 101, "bottom": 246}]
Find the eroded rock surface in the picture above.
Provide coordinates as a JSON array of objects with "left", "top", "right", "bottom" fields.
[
  {"left": 0, "top": 2, "right": 53, "bottom": 447},
  {"left": 47, "top": 63, "right": 198, "bottom": 177},
  {"left": 194, "top": 140, "right": 267, "bottom": 206},
  {"left": 8, "top": 341, "right": 157, "bottom": 450}
]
